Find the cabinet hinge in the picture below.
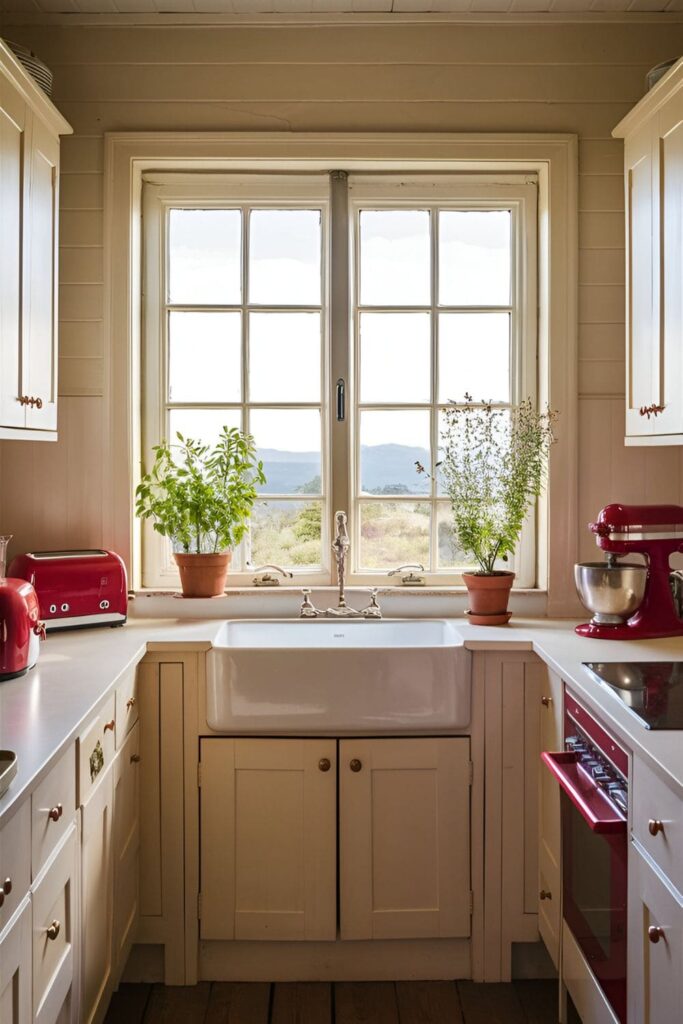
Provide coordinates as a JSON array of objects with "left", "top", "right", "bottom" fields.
[
  {"left": 468, "top": 761, "right": 474, "bottom": 786},
  {"left": 198, "top": 893, "right": 202, "bottom": 919},
  {"left": 197, "top": 762, "right": 202, "bottom": 787}
]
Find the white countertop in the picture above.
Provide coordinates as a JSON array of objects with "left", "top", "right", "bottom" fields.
[{"left": 2, "top": 614, "right": 682, "bottom": 828}]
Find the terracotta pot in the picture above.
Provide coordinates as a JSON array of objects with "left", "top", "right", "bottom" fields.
[
  {"left": 463, "top": 571, "right": 515, "bottom": 626},
  {"left": 173, "top": 551, "right": 231, "bottom": 598}
]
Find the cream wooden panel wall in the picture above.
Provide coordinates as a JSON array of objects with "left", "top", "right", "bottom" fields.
[{"left": 1, "top": 18, "right": 682, "bottom": 568}]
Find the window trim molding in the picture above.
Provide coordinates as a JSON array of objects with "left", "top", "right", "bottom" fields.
[{"left": 104, "top": 131, "right": 578, "bottom": 615}]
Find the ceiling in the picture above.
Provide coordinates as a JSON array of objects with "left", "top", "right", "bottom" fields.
[{"left": 1, "top": 0, "right": 681, "bottom": 14}]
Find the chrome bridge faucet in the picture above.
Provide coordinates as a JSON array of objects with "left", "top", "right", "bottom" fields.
[{"left": 299, "top": 510, "right": 382, "bottom": 619}]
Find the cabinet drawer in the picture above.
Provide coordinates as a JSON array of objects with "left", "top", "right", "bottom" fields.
[
  {"left": 115, "top": 667, "right": 139, "bottom": 748},
  {"left": 632, "top": 758, "right": 682, "bottom": 893},
  {"left": 31, "top": 745, "right": 76, "bottom": 879},
  {"left": 32, "top": 823, "right": 77, "bottom": 1024},
  {"left": 78, "top": 694, "right": 116, "bottom": 804},
  {"left": 0, "top": 896, "right": 32, "bottom": 1024},
  {"left": 0, "top": 800, "right": 30, "bottom": 933}
]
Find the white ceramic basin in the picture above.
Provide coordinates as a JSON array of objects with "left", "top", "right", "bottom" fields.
[{"left": 206, "top": 618, "right": 470, "bottom": 734}]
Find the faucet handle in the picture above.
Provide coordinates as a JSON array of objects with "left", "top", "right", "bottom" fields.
[
  {"left": 300, "top": 588, "right": 320, "bottom": 618},
  {"left": 361, "top": 588, "right": 382, "bottom": 619}
]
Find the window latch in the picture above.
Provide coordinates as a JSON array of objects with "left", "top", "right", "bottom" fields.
[{"left": 336, "top": 378, "right": 345, "bottom": 422}]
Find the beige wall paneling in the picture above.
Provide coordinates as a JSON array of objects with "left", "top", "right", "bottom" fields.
[
  {"left": 1, "top": 19, "right": 682, "bottom": 581},
  {"left": 199, "top": 737, "right": 337, "bottom": 943},
  {"left": 339, "top": 737, "right": 471, "bottom": 941}
]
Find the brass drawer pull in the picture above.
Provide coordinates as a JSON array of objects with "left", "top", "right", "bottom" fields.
[
  {"left": 648, "top": 925, "right": 665, "bottom": 944},
  {"left": 103, "top": 719, "right": 115, "bottom": 733},
  {"left": 639, "top": 403, "right": 664, "bottom": 419},
  {"left": 126, "top": 697, "right": 136, "bottom": 710},
  {"left": 0, "top": 878, "right": 10, "bottom": 907},
  {"left": 648, "top": 819, "right": 665, "bottom": 836},
  {"left": 18, "top": 395, "right": 43, "bottom": 409},
  {"left": 48, "top": 803, "right": 63, "bottom": 822},
  {"left": 350, "top": 759, "right": 362, "bottom": 773},
  {"left": 539, "top": 889, "right": 552, "bottom": 901},
  {"left": 541, "top": 695, "right": 552, "bottom": 708},
  {"left": 318, "top": 758, "right": 331, "bottom": 772},
  {"left": 130, "top": 753, "right": 141, "bottom": 764},
  {"left": 46, "top": 920, "right": 61, "bottom": 941}
]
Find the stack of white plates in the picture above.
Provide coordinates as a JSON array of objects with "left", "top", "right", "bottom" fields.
[{"left": 5, "top": 40, "right": 53, "bottom": 97}]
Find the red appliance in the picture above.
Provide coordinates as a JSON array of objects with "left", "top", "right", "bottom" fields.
[
  {"left": 542, "top": 693, "right": 628, "bottom": 1023},
  {"left": 578, "top": 503, "right": 683, "bottom": 640},
  {"left": 8, "top": 549, "right": 128, "bottom": 632},
  {"left": 0, "top": 578, "right": 45, "bottom": 681}
]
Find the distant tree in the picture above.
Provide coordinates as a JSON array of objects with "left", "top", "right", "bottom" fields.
[{"left": 293, "top": 503, "right": 321, "bottom": 542}]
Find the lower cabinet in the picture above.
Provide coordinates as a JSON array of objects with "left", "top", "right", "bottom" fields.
[
  {"left": 80, "top": 767, "right": 114, "bottom": 1024},
  {"left": 0, "top": 898, "right": 32, "bottom": 1024},
  {"left": 31, "top": 823, "right": 78, "bottom": 1024},
  {"left": 199, "top": 736, "right": 472, "bottom": 944},
  {"left": 629, "top": 843, "right": 683, "bottom": 1023},
  {"left": 538, "top": 668, "right": 563, "bottom": 968},
  {"left": 112, "top": 723, "right": 140, "bottom": 980}
]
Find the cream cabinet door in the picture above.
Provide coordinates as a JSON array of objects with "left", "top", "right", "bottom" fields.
[
  {"left": 22, "top": 114, "right": 59, "bottom": 432},
  {"left": 199, "top": 738, "right": 337, "bottom": 942},
  {"left": 80, "top": 768, "right": 114, "bottom": 1024},
  {"left": 0, "top": 77, "right": 27, "bottom": 430},
  {"left": 629, "top": 844, "right": 683, "bottom": 1024},
  {"left": 624, "top": 118, "right": 658, "bottom": 438},
  {"left": 339, "top": 737, "right": 471, "bottom": 941},
  {"left": 32, "top": 823, "right": 78, "bottom": 1024},
  {"left": 538, "top": 669, "right": 563, "bottom": 968},
  {"left": 0, "top": 897, "right": 32, "bottom": 1024},
  {"left": 112, "top": 722, "right": 140, "bottom": 980}
]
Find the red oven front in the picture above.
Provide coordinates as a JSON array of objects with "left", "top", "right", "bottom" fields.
[{"left": 542, "top": 694, "right": 628, "bottom": 1024}]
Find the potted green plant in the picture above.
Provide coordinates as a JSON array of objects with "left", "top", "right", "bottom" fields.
[
  {"left": 135, "top": 426, "right": 265, "bottom": 598},
  {"left": 419, "top": 395, "right": 556, "bottom": 624}
]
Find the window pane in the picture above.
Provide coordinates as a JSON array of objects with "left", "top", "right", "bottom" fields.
[
  {"left": 359, "top": 501, "right": 430, "bottom": 570},
  {"left": 359, "top": 210, "right": 430, "bottom": 307},
  {"left": 250, "top": 409, "right": 321, "bottom": 495},
  {"left": 359, "top": 312, "right": 431, "bottom": 404},
  {"left": 249, "top": 312, "right": 320, "bottom": 403},
  {"left": 250, "top": 500, "right": 323, "bottom": 569},
  {"left": 438, "top": 313, "right": 510, "bottom": 404},
  {"left": 438, "top": 210, "right": 510, "bottom": 307},
  {"left": 168, "top": 311, "right": 241, "bottom": 404},
  {"left": 436, "top": 504, "right": 474, "bottom": 570},
  {"left": 249, "top": 210, "right": 321, "bottom": 305},
  {"left": 168, "top": 209, "right": 241, "bottom": 305},
  {"left": 168, "top": 407, "right": 241, "bottom": 447},
  {"left": 359, "top": 410, "right": 430, "bottom": 496}
]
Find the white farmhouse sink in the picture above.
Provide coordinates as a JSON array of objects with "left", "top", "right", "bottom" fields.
[{"left": 206, "top": 618, "right": 471, "bottom": 734}]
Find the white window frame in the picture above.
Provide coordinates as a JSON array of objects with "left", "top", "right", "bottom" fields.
[
  {"left": 141, "top": 172, "right": 332, "bottom": 589},
  {"left": 104, "top": 132, "right": 578, "bottom": 612}
]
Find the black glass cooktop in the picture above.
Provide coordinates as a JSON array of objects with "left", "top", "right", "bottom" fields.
[{"left": 582, "top": 662, "right": 683, "bottom": 730}]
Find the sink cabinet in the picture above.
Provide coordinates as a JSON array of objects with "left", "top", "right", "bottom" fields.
[{"left": 199, "top": 736, "right": 471, "bottom": 945}]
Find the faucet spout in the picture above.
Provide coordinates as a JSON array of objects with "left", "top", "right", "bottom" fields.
[{"left": 332, "top": 510, "right": 350, "bottom": 608}]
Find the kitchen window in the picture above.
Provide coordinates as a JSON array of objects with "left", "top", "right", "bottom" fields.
[{"left": 141, "top": 171, "right": 538, "bottom": 589}]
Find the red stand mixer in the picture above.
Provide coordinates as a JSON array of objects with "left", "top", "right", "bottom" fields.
[{"left": 575, "top": 504, "right": 683, "bottom": 640}]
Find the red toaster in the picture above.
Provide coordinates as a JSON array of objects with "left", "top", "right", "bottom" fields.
[{"left": 8, "top": 549, "right": 128, "bottom": 632}]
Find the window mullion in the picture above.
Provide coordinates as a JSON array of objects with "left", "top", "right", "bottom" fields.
[{"left": 329, "top": 170, "right": 351, "bottom": 580}]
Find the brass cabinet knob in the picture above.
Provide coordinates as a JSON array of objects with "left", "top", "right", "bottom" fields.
[
  {"left": 648, "top": 925, "right": 665, "bottom": 944},
  {"left": 103, "top": 719, "right": 115, "bottom": 733},
  {"left": 648, "top": 819, "right": 665, "bottom": 836},
  {"left": 541, "top": 695, "right": 552, "bottom": 708},
  {"left": 3, "top": 877, "right": 12, "bottom": 895},
  {"left": 126, "top": 697, "right": 136, "bottom": 710},
  {"left": 318, "top": 758, "right": 331, "bottom": 772},
  {"left": 539, "top": 889, "right": 552, "bottom": 901},
  {"left": 0, "top": 890, "right": 3, "bottom": 908},
  {"left": 46, "top": 920, "right": 61, "bottom": 941},
  {"left": 130, "top": 753, "right": 141, "bottom": 764},
  {"left": 350, "top": 759, "right": 362, "bottom": 773},
  {"left": 48, "top": 803, "right": 63, "bottom": 822}
]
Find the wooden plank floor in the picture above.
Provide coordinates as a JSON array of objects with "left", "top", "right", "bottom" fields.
[{"left": 105, "top": 980, "right": 565, "bottom": 1024}]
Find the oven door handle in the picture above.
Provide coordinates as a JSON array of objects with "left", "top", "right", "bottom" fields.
[{"left": 541, "top": 751, "right": 626, "bottom": 834}]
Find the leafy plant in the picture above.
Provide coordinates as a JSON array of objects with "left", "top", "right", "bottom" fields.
[
  {"left": 417, "top": 395, "right": 557, "bottom": 575},
  {"left": 135, "top": 427, "right": 266, "bottom": 554}
]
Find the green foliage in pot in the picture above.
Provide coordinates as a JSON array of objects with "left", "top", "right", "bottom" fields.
[
  {"left": 135, "top": 426, "right": 266, "bottom": 554},
  {"left": 418, "top": 395, "right": 557, "bottom": 575}
]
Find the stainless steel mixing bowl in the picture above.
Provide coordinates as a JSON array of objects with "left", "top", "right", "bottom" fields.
[{"left": 574, "top": 561, "right": 648, "bottom": 625}]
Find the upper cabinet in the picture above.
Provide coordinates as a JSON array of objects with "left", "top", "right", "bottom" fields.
[
  {"left": 613, "top": 59, "right": 683, "bottom": 445},
  {"left": 0, "top": 40, "right": 71, "bottom": 441}
]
